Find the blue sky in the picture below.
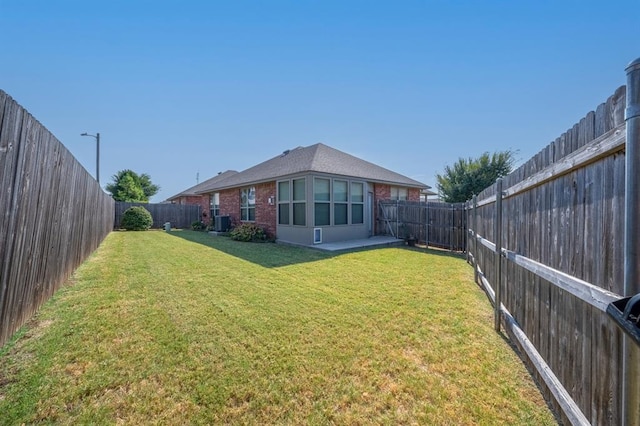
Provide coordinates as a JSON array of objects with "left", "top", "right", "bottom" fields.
[{"left": 1, "top": 1, "right": 637, "bottom": 202}]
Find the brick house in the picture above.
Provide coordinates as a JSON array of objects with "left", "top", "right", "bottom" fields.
[
  {"left": 166, "top": 170, "right": 238, "bottom": 224},
  {"left": 187, "top": 143, "right": 430, "bottom": 246}
]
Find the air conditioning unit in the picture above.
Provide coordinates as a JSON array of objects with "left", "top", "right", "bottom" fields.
[{"left": 214, "top": 215, "right": 230, "bottom": 232}]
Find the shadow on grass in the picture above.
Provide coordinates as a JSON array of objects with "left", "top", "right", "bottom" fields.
[
  {"left": 165, "top": 230, "right": 336, "bottom": 268},
  {"left": 417, "top": 245, "right": 467, "bottom": 260},
  {"left": 165, "top": 230, "right": 466, "bottom": 268}
]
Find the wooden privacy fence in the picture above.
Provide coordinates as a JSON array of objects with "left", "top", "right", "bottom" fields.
[
  {"left": 468, "top": 73, "right": 640, "bottom": 425},
  {"left": 377, "top": 200, "right": 466, "bottom": 251},
  {"left": 0, "top": 90, "right": 114, "bottom": 349},
  {"left": 114, "top": 202, "right": 200, "bottom": 229}
]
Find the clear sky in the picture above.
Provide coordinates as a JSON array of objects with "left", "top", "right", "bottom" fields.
[{"left": 1, "top": 1, "right": 637, "bottom": 202}]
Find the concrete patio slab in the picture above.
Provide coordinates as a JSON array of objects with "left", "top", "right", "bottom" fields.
[{"left": 309, "top": 235, "right": 405, "bottom": 252}]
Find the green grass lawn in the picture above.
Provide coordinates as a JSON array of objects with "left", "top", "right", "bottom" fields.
[{"left": 0, "top": 231, "right": 556, "bottom": 425}]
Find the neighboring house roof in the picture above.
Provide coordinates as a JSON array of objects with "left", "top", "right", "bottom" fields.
[
  {"left": 166, "top": 170, "right": 238, "bottom": 201},
  {"left": 195, "top": 143, "right": 429, "bottom": 193}
]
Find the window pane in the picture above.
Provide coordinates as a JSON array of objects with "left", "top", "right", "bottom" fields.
[
  {"left": 334, "top": 203, "right": 348, "bottom": 225},
  {"left": 210, "top": 192, "right": 220, "bottom": 208},
  {"left": 241, "top": 208, "right": 248, "bottom": 221},
  {"left": 391, "top": 187, "right": 398, "bottom": 200},
  {"left": 279, "top": 204, "right": 290, "bottom": 225},
  {"left": 399, "top": 187, "right": 408, "bottom": 200},
  {"left": 293, "top": 203, "right": 306, "bottom": 226},
  {"left": 248, "top": 187, "right": 256, "bottom": 205},
  {"left": 351, "top": 182, "right": 364, "bottom": 202},
  {"left": 248, "top": 207, "right": 255, "bottom": 221},
  {"left": 278, "top": 181, "right": 290, "bottom": 202},
  {"left": 241, "top": 189, "right": 248, "bottom": 206},
  {"left": 334, "top": 180, "right": 348, "bottom": 202},
  {"left": 314, "top": 178, "right": 330, "bottom": 201},
  {"left": 293, "top": 179, "right": 305, "bottom": 201},
  {"left": 352, "top": 204, "right": 364, "bottom": 224},
  {"left": 315, "top": 203, "right": 330, "bottom": 226}
]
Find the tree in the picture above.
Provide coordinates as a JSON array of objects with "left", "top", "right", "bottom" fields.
[
  {"left": 436, "top": 150, "right": 516, "bottom": 203},
  {"left": 105, "top": 169, "right": 160, "bottom": 202}
]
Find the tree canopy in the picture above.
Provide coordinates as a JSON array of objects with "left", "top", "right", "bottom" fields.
[
  {"left": 105, "top": 169, "right": 160, "bottom": 202},
  {"left": 436, "top": 150, "right": 516, "bottom": 203}
]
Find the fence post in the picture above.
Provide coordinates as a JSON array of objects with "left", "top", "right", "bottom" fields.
[
  {"left": 425, "top": 202, "right": 430, "bottom": 248},
  {"left": 623, "top": 57, "right": 640, "bottom": 426},
  {"left": 465, "top": 201, "right": 470, "bottom": 263},
  {"left": 450, "top": 203, "right": 454, "bottom": 252},
  {"left": 396, "top": 199, "right": 399, "bottom": 238},
  {"left": 494, "top": 179, "right": 503, "bottom": 332},
  {"left": 473, "top": 195, "right": 478, "bottom": 285}
]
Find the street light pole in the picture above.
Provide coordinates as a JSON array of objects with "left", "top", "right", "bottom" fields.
[{"left": 80, "top": 132, "right": 100, "bottom": 183}]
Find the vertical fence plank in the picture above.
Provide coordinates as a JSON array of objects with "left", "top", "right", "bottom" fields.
[
  {"left": 623, "top": 58, "right": 640, "bottom": 426},
  {"left": 0, "top": 90, "right": 113, "bottom": 348},
  {"left": 114, "top": 202, "right": 200, "bottom": 230},
  {"left": 469, "top": 83, "right": 632, "bottom": 424},
  {"left": 494, "top": 179, "right": 503, "bottom": 332}
]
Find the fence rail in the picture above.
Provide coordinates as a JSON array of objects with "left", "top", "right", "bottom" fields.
[
  {"left": 468, "top": 80, "right": 639, "bottom": 425},
  {"left": 377, "top": 200, "right": 466, "bottom": 251},
  {"left": 0, "top": 90, "right": 114, "bottom": 348},
  {"left": 114, "top": 202, "right": 200, "bottom": 230}
]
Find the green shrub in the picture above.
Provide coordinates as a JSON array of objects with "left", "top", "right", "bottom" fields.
[
  {"left": 120, "top": 206, "right": 153, "bottom": 231},
  {"left": 191, "top": 221, "right": 207, "bottom": 231},
  {"left": 229, "top": 223, "right": 267, "bottom": 242}
]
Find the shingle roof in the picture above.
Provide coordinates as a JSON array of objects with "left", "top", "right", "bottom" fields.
[
  {"left": 166, "top": 170, "right": 238, "bottom": 200},
  {"left": 194, "top": 143, "right": 428, "bottom": 193}
]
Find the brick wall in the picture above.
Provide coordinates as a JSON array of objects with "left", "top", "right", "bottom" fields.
[
  {"left": 374, "top": 184, "right": 391, "bottom": 202},
  {"left": 373, "top": 184, "right": 420, "bottom": 202},
  {"left": 219, "top": 189, "right": 240, "bottom": 225},
  {"left": 218, "top": 184, "right": 277, "bottom": 237},
  {"left": 254, "top": 182, "right": 276, "bottom": 238}
]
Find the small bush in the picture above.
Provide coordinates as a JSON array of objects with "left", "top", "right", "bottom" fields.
[
  {"left": 121, "top": 206, "right": 153, "bottom": 231},
  {"left": 191, "top": 221, "right": 207, "bottom": 231},
  {"left": 229, "top": 223, "right": 267, "bottom": 242}
]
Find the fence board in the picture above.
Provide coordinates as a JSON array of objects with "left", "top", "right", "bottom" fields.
[
  {"left": 0, "top": 90, "right": 114, "bottom": 348},
  {"left": 467, "top": 86, "right": 633, "bottom": 424},
  {"left": 376, "top": 201, "right": 466, "bottom": 251},
  {"left": 114, "top": 202, "right": 200, "bottom": 230}
]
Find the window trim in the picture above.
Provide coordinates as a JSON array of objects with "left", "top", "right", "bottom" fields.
[
  {"left": 390, "top": 186, "right": 408, "bottom": 201},
  {"left": 333, "top": 179, "right": 348, "bottom": 226},
  {"left": 210, "top": 192, "right": 220, "bottom": 218},
  {"left": 277, "top": 178, "right": 306, "bottom": 226},
  {"left": 314, "top": 177, "right": 331, "bottom": 226},
  {"left": 240, "top": 186, "right": 256, "bottom": 222},
  {"left": 277, "top": 181, "right": 290, "bottom": 225},
  {"left": 351, "top": 181, "right": 365, "bottom": 225}
]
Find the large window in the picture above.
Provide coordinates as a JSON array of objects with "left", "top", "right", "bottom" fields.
[
  {"left": 240, "top": 187, "right": 255, "bottom": 221},
  {"left": 351, "top": 182, "right": 364, "bottom": 224},
  {"left": 333, "top": 180, "right": 348, "bottom": 225},
  {"left": 391, "top": 186, "right": 408, "bottom": 201},
  {"left": 209, "top": 192, "right": 220, "bottom": 218},
  {"left": 314, "top": 178, "right": 330, "bottom": 226},
  {"left": 293, "top": 178, "right": 306, "bottom": 226},
  {"left": 278, "top": 181, "right": 290, "bottom": 225},
  {"left": 277, "top": 177, "right": 364, "bottom": 227},
  {"left": 278, "top": 178, "right": 306, "bottom": 226}
]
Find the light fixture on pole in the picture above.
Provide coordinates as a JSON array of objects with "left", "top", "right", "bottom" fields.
[{"left": 80, "top": 132, "right": 100, "bottom": 183}]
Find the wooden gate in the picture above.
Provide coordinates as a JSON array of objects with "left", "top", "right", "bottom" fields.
[{"left": 377, "top": 200, "right": 466, "bottom": 251}]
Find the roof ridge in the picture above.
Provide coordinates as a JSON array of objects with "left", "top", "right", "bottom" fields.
[{"left": 172, "top": 143, "right": 429, "bottom": 197}]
